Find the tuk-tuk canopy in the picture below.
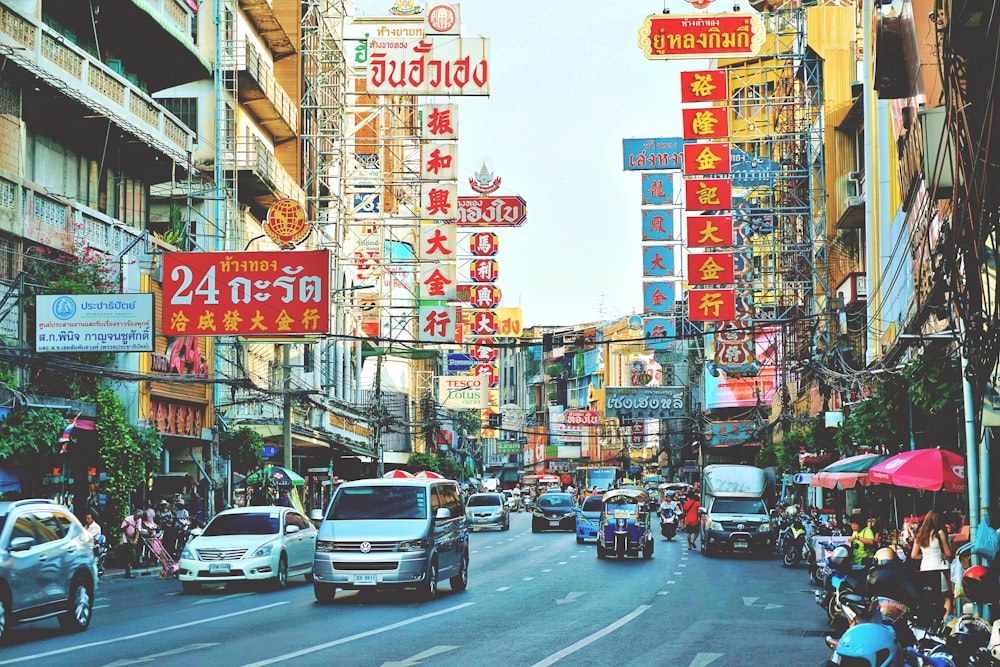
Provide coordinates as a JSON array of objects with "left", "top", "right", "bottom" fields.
[{"left": 601, "top": 488, "right": 650, "bottom": 504}]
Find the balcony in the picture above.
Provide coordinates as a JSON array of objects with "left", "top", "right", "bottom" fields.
[
  {"left": 237, "top": 0, "right": 296, "bottom": 60},
  {"left": 836, "top": 272, "right": 867, "bottom": 308},
  {"left": 836, "top": 169, "right": 865, "bottom": 230},
  {"left": 231, "top": 41, "right": 298, "bottom": 142},
  {"left": 0, "top": 5, "right": 194, "bottom": 166},
  {"left": 233, "top": 136, "right": 305, "bottom": 213}
]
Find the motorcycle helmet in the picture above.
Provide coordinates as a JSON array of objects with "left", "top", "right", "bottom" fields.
[
  {"left": 786, "top": 505, "right": 798, "bottom": 517},
  {"left": 873, "top": 547, "right": 897, "bottom": 566},
  {"left": 828, "top": 545, "right": 852, "bottom": 572},
  {"left": 961, "top": 565, "right": 1000, "bottom": 604},
  {"left": 833, "top": 623, "right": 900, "bottom": 667}
]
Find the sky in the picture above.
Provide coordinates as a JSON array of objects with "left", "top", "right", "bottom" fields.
[{"left": 353, "top": 1, "right": 708, "bottom": 329}]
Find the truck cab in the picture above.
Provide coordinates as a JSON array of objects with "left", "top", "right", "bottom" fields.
[{"left": 699, "top": 464, "right": 774, "bottom": 556}]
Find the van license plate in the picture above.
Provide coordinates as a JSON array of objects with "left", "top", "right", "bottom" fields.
[
  {"left": 354, "top": 574, "right": 376, "bottom": 585},
  {"left": 733, "top": 540, "right": 749, "bottom": 550},
  {"left": 549, "top": 520, "right": 560, "bottom": 527},
  {"left": 209, "top": 563, "right": 230, "bottom": 573}
]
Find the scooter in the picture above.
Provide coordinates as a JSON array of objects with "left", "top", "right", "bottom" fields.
[
  {"left": 660, "top": 512, "right": 677, "bottom": 541},
  {"left": 94, "top": 533, "right": 108, "bottom": 577},
  {"left": 781, "top": 516, "right": 809, "bottom": 567}
]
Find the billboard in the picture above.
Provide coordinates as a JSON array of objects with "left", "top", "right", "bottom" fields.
[
  {"left": 622, "top": 137, "right": 684, "bottom": 171},
  {"left": 368, "top": 37, "right": 490, "bottom": 96},
  {"left": 36, "top": 293, "right": 154, "bottom": 353},
  {"left": 705, "top": 420, "right": 757, "bottom": 447},
  {"left": 605, "top": 386, "right": 685, "bottom": 419},
  {"left": 456, "top": 196, "right": 526, "bottom": 227},
  {"left": 438, "top": 375, "right": 487, "bottom": 409},
  {"left": 637, "top": 14, "right": 767, "bottom": 60},
  {"left": 704, "top": 328, "right": 780, "bottom": 409},
  {"left": 162, "top": 251, "right": 330, "bottom": 337}
]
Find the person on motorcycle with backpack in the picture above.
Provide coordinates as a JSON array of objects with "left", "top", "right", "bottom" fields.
[{"left": 849, "top": 516, "right": 876, "bottom": 566}]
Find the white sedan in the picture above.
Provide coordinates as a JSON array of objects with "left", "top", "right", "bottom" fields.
[{"left": 178, "top": 506, "right": 317, "bottom": 593}]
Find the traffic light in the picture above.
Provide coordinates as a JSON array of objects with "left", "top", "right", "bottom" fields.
[{"left": 487, "top": 413, "right": 502, "bottom": 428}]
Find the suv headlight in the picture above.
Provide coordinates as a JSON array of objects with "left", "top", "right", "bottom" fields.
[
  {"left": 315, "top": 540, "right": 335, "bottom": 553},
  {"left": 759, "top": 523, "right": 772, "bottom": 533},
  {"left": 250, "top": 542, "right": 274, "bottom": 558},
  {"left": 710, "top": 521, "right": 723, "bottom": 531},
  {"left": 397, "top": 539, "right": 427, "bottom": 552},
  {"left": 181, "top": 545, "right": 196, "bottom": 560}
]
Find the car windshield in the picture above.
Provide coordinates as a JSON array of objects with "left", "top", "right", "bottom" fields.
[
  {"left": 203, "top": 512, "right": 280, "bottom": 536},
  {"left": 468, "top": 494, "right": 502, "bottom": 508},
  {"left": 328, "top": 486, "right": 427, "bottom": 520},
  {"left": 581, "top": 497, "right": 602, "bottom": 512},
  {"left": 537, "top": 495, "right": 573, "bottom": 509},
  {"left": 712, "top": 499, "right": 767, "bottom": 515}
]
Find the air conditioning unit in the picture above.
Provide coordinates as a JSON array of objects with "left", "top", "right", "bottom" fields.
[
  {"left": 846, "top": 195, "right": 864, "bottom": 208},
  {"left": 309, "top": 408, "right": 326, "bottom": 429}
]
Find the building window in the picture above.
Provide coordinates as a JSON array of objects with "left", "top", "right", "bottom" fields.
[{"left": 160, "top": 98, "right": 198, "bottom": 134}]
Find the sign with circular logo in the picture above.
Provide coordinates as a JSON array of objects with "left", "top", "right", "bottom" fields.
[
  {"left": 627, "top": 315, "right": 643, "bottom": 329},
  {"left": 264, "top": 199, "right": 311, "bottom": 249},
  {"left": 427, "top": 4, "right": 458, "bottom": 34}
]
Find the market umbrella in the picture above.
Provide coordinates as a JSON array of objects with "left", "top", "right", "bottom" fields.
[
  {"left": 414, "top": 470, "right": 445, "bottom": 479},
  {"left": 244, "top": 466, "right": 305, "bottom": 488},
  {"left": 809, "top": 453, "right": 888, "bottom": 490},
  {"left": 383, "top": 469, "right": 414, "bottom": 479},
  {"left": 868, "top": 448, "right": 965, "bottom": 493}
]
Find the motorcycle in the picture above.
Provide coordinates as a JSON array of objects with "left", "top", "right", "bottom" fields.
[
  {"left": 781, "top": 516, "right": 809, "bottom": 567},
  {"left": 659, "top": 511, "right": 677, "bottom": 540},
  {"left": 93, "top": 533, "right": 108, "bottom": 577}
]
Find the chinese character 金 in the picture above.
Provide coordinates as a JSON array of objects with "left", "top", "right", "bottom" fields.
[
  {"left": 697, "top": 256, "right": 726, "bottom": 282},
  {"left": 694, "top": 146, "right": 723, "bottom": 172}
]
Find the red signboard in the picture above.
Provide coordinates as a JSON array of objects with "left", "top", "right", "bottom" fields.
[
  {"left": 162, "top": 251, "right": 330, "bottom": 336},
  {"left": 683, "top": 142, "right": 731, "bottom": 176},
  {"left": 687, "top": 215, "right": 734, "bottom": 248},
  {"left": 687, "top": 252, "right": 735, "bottom": 286},
  {"left": 469, "top": 310, "right": 498, "bottom": 336},
  {"left": 638, "top": 14, "right": 766, "bottom": 60},
  {"left": 688, "top": 288, "right": 736, "bottom": 322},
  {"left": 457, "top": 196, "right": 527, "bottom": 227},
  {"left": 685, "top": 179, "right": 732, "bottom": 211},
  {"left": 564, "top": 410, "right": 600, "bottom": 427},
  {"left": 470, "top": 341, "right": 497, "bottom": 363},
  {"left": 469, "top": 232, "right": 499, "bottom": 256},
  {"left": 682, "top": 107, "right": 730, "bottom": 140},
  {"left": 680, "top": 69, "right": 729, "bottom": 103},
  {"left": 468, "top": 284, "right": 501, "bottom": 309},
  {"left": 470, "top": 259, "right": 498, "bottom": 283},
  {"left": 473, "top": 363, "right": 499, "bottom": 388}
]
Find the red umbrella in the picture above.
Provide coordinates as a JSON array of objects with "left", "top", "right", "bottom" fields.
[
  {"left": 414, "top": 470, "right": 444, "bottom": 479},
  {"left": 868, "top": 448, "right": 965, "bottom": 493},
  {"left": 382, "top": 469, "right": 414, "bottom": 479}
]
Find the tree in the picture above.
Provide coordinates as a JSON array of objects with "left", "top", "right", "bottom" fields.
[
  {"left": 0, "top": 407, "right": 65, "bottom": 496},
  {"left": 220, "top": 427, "right": 265, "bottom": 477},
  {"left": 406, "top": 452, "right": 439, "bottom": 473}
]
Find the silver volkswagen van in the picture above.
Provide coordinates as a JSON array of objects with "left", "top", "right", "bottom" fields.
[{"left": 311, "top": 478, "right": 469, "bottom": 602}]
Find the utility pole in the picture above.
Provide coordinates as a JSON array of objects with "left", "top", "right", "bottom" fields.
[{"left": 282, "top": 344, "right": 292, "bottom": 470}]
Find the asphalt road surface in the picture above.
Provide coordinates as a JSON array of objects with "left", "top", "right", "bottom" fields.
[{"left": 0, "top": 513, "right": 835, "bottom": 666}]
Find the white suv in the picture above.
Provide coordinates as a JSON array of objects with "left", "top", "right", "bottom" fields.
[{"left": 0, "top": 499, "right": 98, "bottom": 642}]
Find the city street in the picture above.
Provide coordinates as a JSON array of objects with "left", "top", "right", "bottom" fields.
[{"left": 0, "top": 513, "right": 834, "bottom": 667}]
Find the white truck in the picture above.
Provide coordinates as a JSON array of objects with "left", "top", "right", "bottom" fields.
[{"left": 699, "top": 464, "right": 774, "bottom": 557}]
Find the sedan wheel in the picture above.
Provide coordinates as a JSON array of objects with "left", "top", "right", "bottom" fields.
[
  {"left": 0, "top": 592, "right": 9, "bottom": 643},
  {"left": 273, "top": 553, "right": 288, "bottom": 590},
  {"left": 314, "top": 582, "right": 336, "bottom": 603},
  {"left": 58, "top": 576, "right": 93, "bottom": 633}
]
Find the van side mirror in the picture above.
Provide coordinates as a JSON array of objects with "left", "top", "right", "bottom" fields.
[
  {"left": 435, "top": 507, "right": 452, "bottom": 521},
  {"left": 8, "top": 536, "right": 34, "bottom": 552},
  {"left": 285, "top": 524, "right": 300, "bottom": 534},
  {"left": 309, "top": 509, "right": 324, "bottom": 523}
]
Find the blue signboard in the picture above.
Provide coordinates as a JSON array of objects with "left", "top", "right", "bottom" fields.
[
  {"left": 643, "top": 282, "right": 675, "bottom": 314},
  {"left": 644, "top": 317, "right": 682, "bottom": 358},
  {"left": 641, "top": 208, "right": 675, "bottom": 241},
  {"left": 641, "top": 172, "right": 674, "bottom": 205},
  {"left": 705, "top": 420, "right": 757, "bottom": 447},
  {"left": 353, "top": 193, "right": 380, "bottom": 213},
  {"left": 622, "top": 137, "right": 685, "bottom": 171},
  {"left": 642, "top": 245, "right": 675, "bottom": 277},
  {"left": 730, "top": 147, "right": 780, "bottom": 189},
  {"left": 446, "top": 352, "right": 476, "bottom": 373},
  {"left": 261, "top": 446, "right": 279, "bottom": 458}
]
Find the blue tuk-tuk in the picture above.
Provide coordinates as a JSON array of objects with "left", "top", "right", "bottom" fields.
[{"left": 596, "top": 488, "right": 653, "bottom": 560}]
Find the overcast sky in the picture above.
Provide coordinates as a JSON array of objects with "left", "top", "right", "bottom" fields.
[{"left": 353, "top": 1, "right": 706, "bottom": 328}]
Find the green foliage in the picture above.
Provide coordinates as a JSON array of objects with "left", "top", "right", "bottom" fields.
[
  {"left": 95, "top": 389, "right": 161, "bottom": 543},
  {"left": 155, "top": 203, "right": 187, "bottom": 247},
  {"left": 837, "top": 375, "right": 908, "bottom": 455},
  {"left": 757, "top": 427, "right": 804, "bottom": 476},
  {"left": 220, "top": 427, "right": 265, "bottom": 476},
  {"left": 406, "top": 452, "right": 439, "bottom": 473},
  {"left": 903, "top": 350, "right": 961, "bottom": 415},
  {"left": 437, "top": 457, "right": 468, "bottom": 480},
  {"left": 0, "top": 407, "right": 65, "bottom": 467},
  {"left": 452, "top": 410, "right": 481, "bottom": 438}
]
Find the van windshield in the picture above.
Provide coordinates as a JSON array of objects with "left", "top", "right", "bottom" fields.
[
  {"left": 328, "top": 486, "right": 427, "bottom": 520},
  {"left": 710, "top": 499, "right": 767, "bottom": 515}
]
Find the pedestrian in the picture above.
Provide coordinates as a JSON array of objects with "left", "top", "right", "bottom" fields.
[
  {"left": 144, "top": 499, "right": 156, "bottom": 523},
  {"left": 276, "top": 489, "right": 292, "bottom": 508},
  {"left": 682, "top": 492, "right": 701, "bottom": 550},
  {"left": 120, "top": 507, "right": 143, "bottom": 578},
  {"left": 83, "top": 513, "right": 101, "bottom": 540},
  {"left": 849, "top": 515, "right": 876, "bottom": 566},
  {"left": 910, "top": 509, "right": 954, "bottom": 621}
]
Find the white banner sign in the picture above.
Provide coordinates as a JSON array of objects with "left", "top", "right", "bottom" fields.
[
  {"left": 439, "top": 375, "right": 487, "bottom": 409},
  {"left": 36, "top": 293, "right": 154, "bottom": 353},
  {"left": 368, "top": 38, "right": 490, "bottom": 96}
]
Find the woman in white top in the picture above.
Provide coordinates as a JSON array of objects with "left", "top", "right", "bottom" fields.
[{"left": 910, "top": 509, "right": 953, "bottom": 621}]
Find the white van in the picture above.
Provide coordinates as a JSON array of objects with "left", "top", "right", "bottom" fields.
[
  {"left": 311, "top": 478, "right": 470, "bottom": 602},
  {"left": 481, "top": 477, "right": 500, "bottom": 492}
]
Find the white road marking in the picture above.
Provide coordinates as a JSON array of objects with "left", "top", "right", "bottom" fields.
[
  {"left": 542, "top": 568, "right": 552, "bottom": 573},
  {"left": 523, "top": 577, "right": 534, "bottom": 581},
  {"left": 558, "top": 561, "right": 567, "bottom": 565},
  {"left": 688, "top": 653, "right": 724, "bottom": 667},
  {"left": 529, "top": 546, "right": 544, "bottom": 551},
  {"left": 192, "top": 591, "right": 256, "bottom": 605},
  {"left": 679, "top": 563, "right": 687, "bottom": 567},
  {"left": 163, "top": 592, "right": 182, "bottom": 596},
  {"left": 569, "top": 555, "right": 578, "bottom": 559},
  {"left": 241, "top": 603, "right": 475, "bottom": 666},
  {"left": 496, "top": 586, "right": 510, "bottom": 591},
  {"left": 555, "top": 592, "right": 584, "bottom": 605},
  {"left": 657, "top": 591, "right": 669, "bottom": 596},
  {"left": 93, "top": 604, "right": 111, "bottom": 610},
  {"left": 0, "top": 601, "right": 289, "bottom": 665},
  {"left": 531, "top": 605, "right": 651, "bottom": 667},
  {"left": 379, "top": 645, "right": 458, "bottom": 667},
  {"left": 674, "top": 571, "right": 683, "bottom": 575},
  {"left": 101, "top": 642, "right": 219, "bottom": 666},
  {"left": 666, "top": 580, "right": 676, "bottom": 585}
]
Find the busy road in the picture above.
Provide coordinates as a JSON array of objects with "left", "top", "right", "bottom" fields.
[{"left": 0, "top": 511, "right": 834, "bottom": 667}]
